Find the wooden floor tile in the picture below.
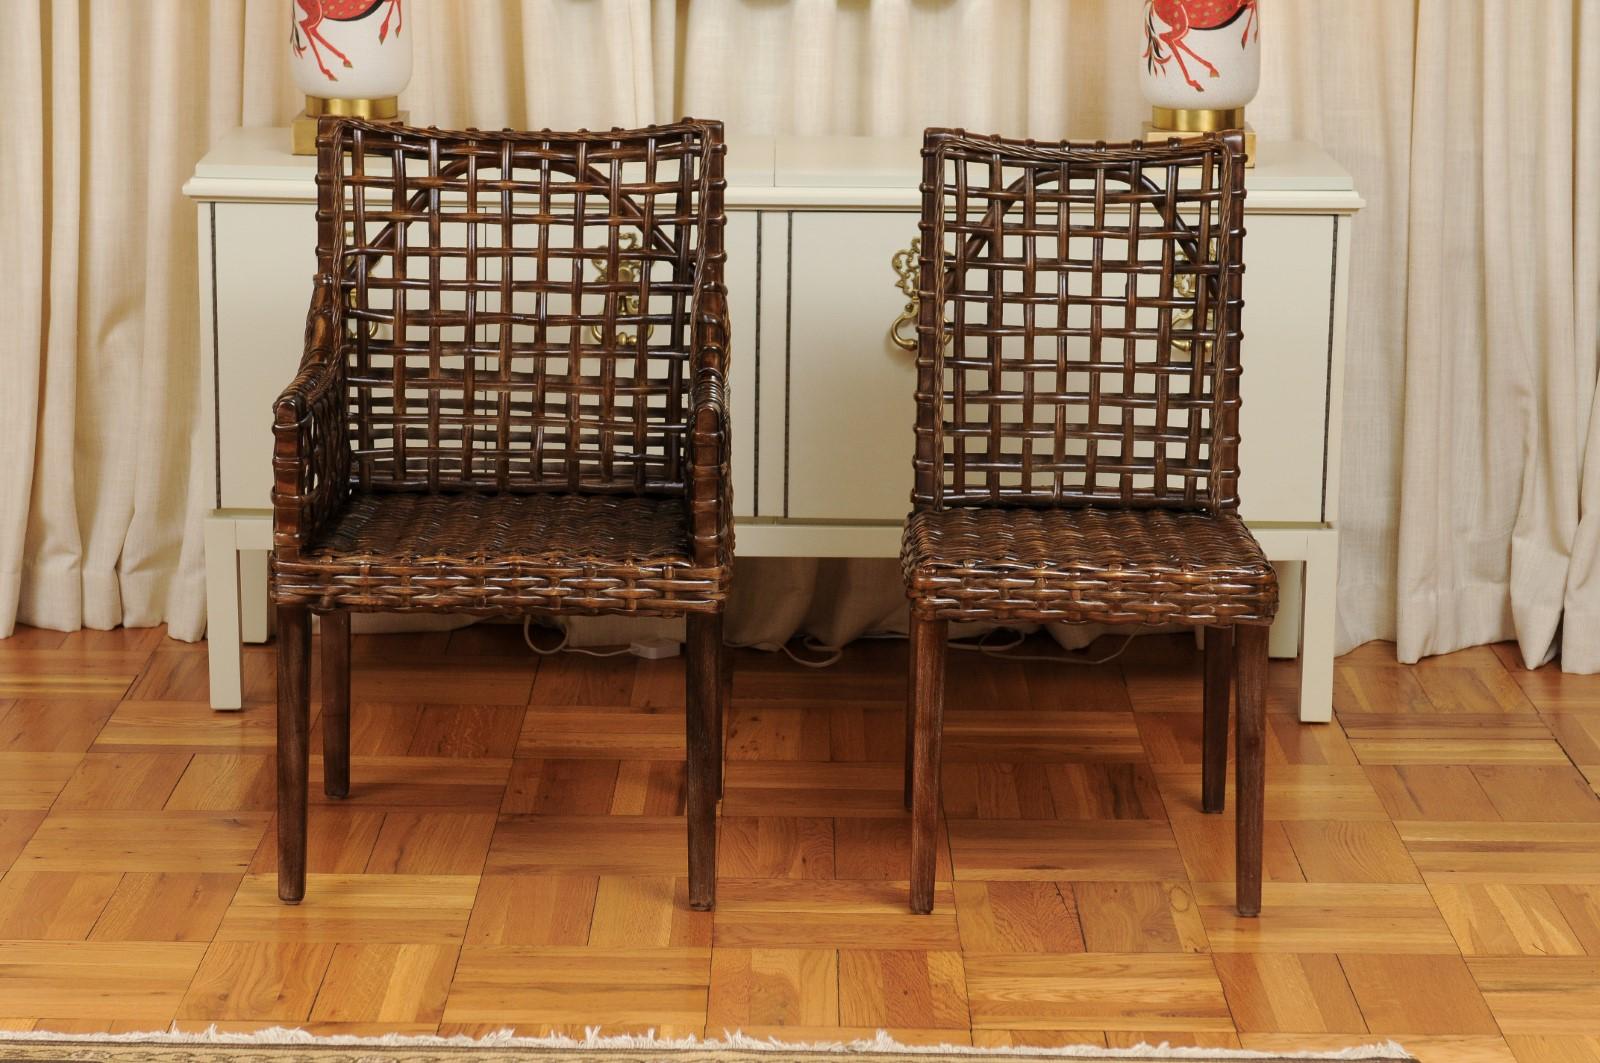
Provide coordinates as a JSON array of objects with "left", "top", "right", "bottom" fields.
[
  {"left": 351, "top": 657, "right": 535, "bottom": 706},
  {"left": 1212, "top": 953, "right": 1366, "bottom": 1033},
  {"left": 308, "top": 943, "right": 459, "bottom": 1023},
  {"left": 0, "top": 869, "right": 120, "bottom": 939},
  {"left": 0, "top": 810, "right": 44, "bottom": 873},
  {"left": 0, "top": 699, "right": 119, "bottom": 752},
  {"left": 529, "top": 652, "right": 683, "bottom": 710},
  {"left": 952, "top": 881, "right": 1084, "bottom": 954},
  {"left": 176, "top": 941, "right": 336, "bottom": 1022},
  {"left": 408, "top": 705, "right": 525, "bottom": 758},
  {"left": 311, "top": 756, "right": 512, "bottom": 812},
  {"left": 15, "top": 811, "right": 269, "bottom": 872},
  {"left": 486, "top": 815, "right": 685, "bottom": 876},
  {"left": 1431, "top": 883, "right": 1590, "bottom": 957},
  {"left": 963, "top": 953, "right": 1232, "bottom": 1032},
  {"left": 833, "top": 817, "right": 952, "bottom": 881},
  {"left": 443, "top": 947, "right": 710, "bottom": 1027},
  {"left": 1352, "top": 738, "right": 1570, "bottom": 765},
  {"left": 519, "top": 709, "right": 683, "bottom": 760},
  {"left": 88, "top": 871, "right": 242, "bottom": 942},
  {"left": 708, "top": 948, "right": 838, "bottom": 1029},
  {"left": 248, "top": 808, "right": 385, "bottom": 875},
  {"left": 1507, "top": 1035, "right": 1600, "bottom": 1062},
  {"left": 1366, "top": 765, "right": 1502, "bottom": 822},
  {"left": 724, "top": 705, "right": 833, "bottom": 763},
  {"left": 463, "top": 874, "right": 597, "bottom": 946},
  {"left": 838, "top": 950, "right": 969, "bottom": 1028},
  {"left": 1194, "top": 883, "right": 1457, "bottom": 953},
  {"left": 0, "top": 940, "right": 206, "bottom": 1020},
  {"left": 1282, "top": 820, "right": 1423, "bottom": 883},
  {"left": 948, "top": 820, "right": 1186, "bottom": 881},
  {"left": 1043, "top": 764, "right": 1166, "bottom": 820},
  {"left": 215, "top": 873, "right": 477, "bottom": 943},
  {"left": 1399, "top": 822, "right": 1600, "bottom": 883},
  {"left": 1472, "top": 765, "right": 1600, "bottom": 822},
  {"left": 1547, "top": 885, "right": 1600, "bottom": 953},
  {"left": 52, "top": 751, "right": 191, "bottom": 810},
  {"left": 940, "top": 711, "right": 1144, "bottom": 763},
  {"left": 1470, "top": 956, "right": 1600, "bottom": 1034},
  {"left": 1074, "top": 881, "right": 1208, "bottom": 953},
  {"left": 165, "top": 753, "right": 274, "bottom": 812},
  {"left": 92, "top": 701, "right": 274, "bottom": 753},
  {"left": 1335, "top": 660, "right": 1435, "bottom": 715},
  {"left": 588, "top": 875, "right": 711, "bottom": 948},
  {"left": 1168, "top": 815, "right": 1305, "bottom": 884},
  {"left": 365, "top": 812, "right": 497, "bottom": 874},
  {"left": 0, "top": 752, "right": 81, "bottom": 810},
  {"left": 1415, "top": 663, "right": 1538, "bottom": 715},
  {"left": 941, "top": 762, "right": 1057, "bottom": 820},
  {"left": 606, "top": 760, "right": 684, "bottom": 815},
  {"left": 712, "top": 879, "right": 960, "bottom": 950},
  {"left": 722, "top": 762, "right": 904, "bottom": 818},
  {"left": 717, "top": 816, "right": 834, "bottom": 880},
  {"left": 499, "top": 758, "right": 622, "bottom": 815},
  {"left": 1158, "top": 765, "right": 1389, "bottom": 821},
  {"left": 0, "top": 649, "right": 145, "bottom": 700},
  {"left": 1333, "top": 954, "right": 1498, "bottom": 1035}
]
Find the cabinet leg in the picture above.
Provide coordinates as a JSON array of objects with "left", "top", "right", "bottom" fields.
[
  {"left": 1202, "top": 625, "right": 1233, "bottom": 814},
  {"left": 277, "top": 604, "right": 311, "bottom": 904},
  {"left": 1234, "top": 624, "right": 1268, "bottom": 917},
  {"left": 204, "top": 515, "right": 243, "bottom": 711},
  {"left": 321, "top": 611, "right": 351, "bottom": 799},
  {"left": 240, "top": 550, "right": 270, "bottom": 644},
  {"left": 1298, "top": 532, "right": 1339, "bottom": 723},
  {"left": 909, "top": 614, "right": 947, "bottom": 914}
]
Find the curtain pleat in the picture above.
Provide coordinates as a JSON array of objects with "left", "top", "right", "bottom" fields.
[{"left": 4, "top": 0, "right": 1600, "bottom": 672}]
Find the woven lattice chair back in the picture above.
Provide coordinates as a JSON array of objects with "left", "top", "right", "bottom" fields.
[
  {"left": 913, "top": 130, "right": 1246, "bottom": 514},
  {"left": 317, "top": 119, "right": 725, "bottom": 497}
]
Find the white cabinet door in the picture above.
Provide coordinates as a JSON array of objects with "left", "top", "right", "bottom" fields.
[
  {"left": 1234, "top": 214, "right": 1336, "bottom": 524},
  {"left": 781, "top": 210, "right": 1336, "bottom": 525},
  {"left": 785, "top": 211, "right": 921, "bottom": 521},
  {"left": 213, "top": 202, "right": 318, "bottom": 509},
  {"left": 724, "top": 212, "right": 758, "bottom": 518}
]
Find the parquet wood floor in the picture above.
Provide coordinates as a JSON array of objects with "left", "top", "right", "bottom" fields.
[{"left": 2, "top": 624, "right": 1600, "bottom": 1061}]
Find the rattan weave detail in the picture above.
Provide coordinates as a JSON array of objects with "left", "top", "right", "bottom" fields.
[
  {"left": 903, "top": 507, "right": 1275, "bottom": 625},
  {"left": 269, "top": 117, "right": 730, "bottom": 618},
  {"left": 273, "top": 492, "right": 719, "bottom": 615}
]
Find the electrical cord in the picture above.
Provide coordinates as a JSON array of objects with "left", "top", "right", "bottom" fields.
[{"left": 521, "top": 617, "right": 636, "bottom": 658}]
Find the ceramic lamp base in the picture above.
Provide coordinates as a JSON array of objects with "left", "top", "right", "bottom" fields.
[
  {"left": 291, "top": 96, "right": 406, "bottom": 155},
  {"left": 1142, "top": 115, "right": 1256, "bottom": 168}
]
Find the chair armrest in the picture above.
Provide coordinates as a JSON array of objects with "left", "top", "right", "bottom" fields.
[
  {"left": 271, "top": 276, "right": 350, "bottom": 560},
  {"left": 687, "top": 287, "right": 732, "bottom": 569}
]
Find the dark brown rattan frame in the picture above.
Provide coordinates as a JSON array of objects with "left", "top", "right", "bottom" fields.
[
  {"left": 899, "top": 129, "right": 1275, "bottom": 919},
  {"left": 269, "top": 117, "right": 731, "bottom": 912}
]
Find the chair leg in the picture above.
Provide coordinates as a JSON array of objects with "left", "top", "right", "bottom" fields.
[
  {"left": 686, "top": 611, "right": 722, "bottom": 911},
  {"left": 321, "top": 610, "right": 351, "bottom": 799},
  {"left": 716, "top": 643, "right": 731, "bottom": 800},
  {"left": 1202, "top": 625, "right": 1233, "bottom": 814},
  {"left": 276, "top": 604, "right": 312, "bottom": 904},
  {"left": 904, "top": 625, "right": 916, "bottom": 812},
  {"left": 908, "top": 614, "right": 947, "bottom": 914},
  {"left": 1234, "top": 623, "right": 1268, "bottom": 917}
]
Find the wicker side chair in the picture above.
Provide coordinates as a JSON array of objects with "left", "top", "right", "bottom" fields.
[
  {"left": 901, "top": 130, "right": 1275, "bottom": 917},
  {"left": 270, "top": 117, "right": 731, "bottom": 910}
]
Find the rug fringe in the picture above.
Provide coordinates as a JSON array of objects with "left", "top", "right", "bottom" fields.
[{"left": 0, "top": 1025, "right": 1410, "bottom": 1061}]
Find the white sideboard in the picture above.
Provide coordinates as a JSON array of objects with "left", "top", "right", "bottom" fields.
[{"left": 185, "top": 128, "right": 1361, "bottom": 717}]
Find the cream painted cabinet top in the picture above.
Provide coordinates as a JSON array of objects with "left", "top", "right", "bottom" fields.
[{"left": 184, "top": 127, "right": 1362, "bottom": 214}]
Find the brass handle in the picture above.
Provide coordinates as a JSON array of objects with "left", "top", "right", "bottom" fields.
[
  {"left": 589, "top": 231, "right": 653, "bottom": 347},
  {"left": 888, "top": 237, "right": 921, "bottom": 352}
]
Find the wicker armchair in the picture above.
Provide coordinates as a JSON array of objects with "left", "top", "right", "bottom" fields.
[
  {"left": 901, "top": 130, "right": 1275, "bottom": 917},
  {"left": 270, "top": 118, "right": 731, "bottom": 910}
]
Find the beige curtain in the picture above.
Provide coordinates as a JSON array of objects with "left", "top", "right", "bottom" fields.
[{"left": 5, "top": 1, "right": 1599, "bottom": 671}]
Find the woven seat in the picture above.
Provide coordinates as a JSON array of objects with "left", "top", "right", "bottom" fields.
[
  {"left": 903, "top": 508, "right": 1275, "bottom": 626},
  {"left": 268, "top": 117, "right": 731, "bottom": 911},
  {"left": 900, "top": 129, "right": 1273, "bottom": 920},
  {"left": 275, "top": 492, "right": 718, "bottom": 615}
]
